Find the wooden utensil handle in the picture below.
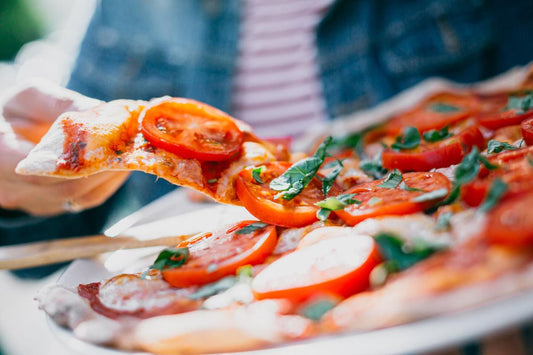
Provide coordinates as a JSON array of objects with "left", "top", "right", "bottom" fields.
[{"left": 0, "top": 234, "right": 189, "bottom": 270}]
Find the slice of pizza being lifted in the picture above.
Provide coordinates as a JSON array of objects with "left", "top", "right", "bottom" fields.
[{"left": 16, "top": 97, "right": 289, "bottom": 204}]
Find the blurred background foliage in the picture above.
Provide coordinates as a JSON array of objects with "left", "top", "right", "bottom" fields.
[{"left": 0, "top": 0, "right": 43, "bottom": 60}]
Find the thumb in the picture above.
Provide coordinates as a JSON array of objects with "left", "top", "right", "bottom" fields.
[{"left": 2, "top": 78, "right": 102, "bottom": 123}]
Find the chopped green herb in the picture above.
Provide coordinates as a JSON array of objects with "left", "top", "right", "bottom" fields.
[
  {"left": 422, "top": 126, "right": 453, "bottom": 142},
  {"left": 478, "top": 179, "right": 508, "bottom": 213},
  {"left": 487, "top": 140, "right": 518, "bottom": 154},
  {"left": 270, "top": 137, "right": 332, "bottom": 200},
  {"left": 505, "top": 93, "right": 533, "bottom": 113},
  {"left": 377, "top": 169, "right": 403, "bottom": 189},
  {"left": 369, "top": 261, "right": 399, "bottom": 288},
  {"left": 359, "top": 151, "right": 388, "bottom": 179},
  {"left": 321, "top": 159, "right": 344, "bottom": 195},
  {"left": 316, "top": 193, "right": 360, "bottom": 222},
  {"left": 399, "top": 181, "right": 424, "bottom": 192},
  {"left": 235, "top": 222, "right": 269, "bottom": 235},
  {"left": 316, "top": 208, "right": 331, "bottom": 222},
  {"left": 115, "top": 150, "right": 123, "bottom": 155},
  {"left": 391, "top": 126, "right": 421, "bottom": 151},
  {"left": 528, "top": 155, "right": 533, "bottom": 167},
  {"left": 435, "top": 211, "right": 453, "bottom": 231},
  {"left": 207, "top": 178, "right": 218, "bottom": 184},
  {"left": 429, "top": 103, "right": 461, "bottom": 113},
  {"left": 236, "top": 265, "right": 253, "bottom": 280},
  {"left": 426, "top": 183, "right": 461, "bottom": 213},
  {"left": 188, "top": 276, "right": 236, "bottom": 300},
  {"left": 374, "top": 233, "right": 445, "bottom": 271},
  {"left": 367, "top": 196, "right": 382, "bottom": 206},
  {"left": 316, "top": 193, "right": 360, "bottom": 211},
  {"left": 412, "top": 188, "right": 448, "bottom": 203},
  {"left": 301, "top": 299, "right": 337, "bottom": 321},
  {"left": 149, "top": 247, "right": 189, "bottom": 271},
  {"left": 454, "top": 147, "right": 497, "bottom": 185},
  {"left": 252, "top": 165, "right": 266, "bottom": 184}
]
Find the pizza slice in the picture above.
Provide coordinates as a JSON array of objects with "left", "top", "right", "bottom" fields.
[{"left": 15, "top": 97, "right": 289, "bottom": 204}]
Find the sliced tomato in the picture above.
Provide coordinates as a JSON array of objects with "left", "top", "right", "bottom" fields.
[
  {"left": 252, "top": 234, "right": 381, "bottom": 303},
  {"left": 162, "top": 221, "right": 277, "bottom": 287},
  {"left": 475, "top": 92, "right": 533, "bottom": 130},
  {"left": 521, "top": 117, "right": 533, "bottom": 146},
  {"left": 141, "top": 98, "right": 243, "bottom": 161},
  {"left": 461, "top": 146, "right": 533, "bottom": 207},
  {"left": 236, "top": 162, "right": 341, "bottom": 228},
  {"left": 335, "top": 172, "right": 450, "bottom": 226},
  {"left": 385, "top": 92, "right": 479, "bottom": 135},
  {"left": 485, "top": 192, "right": 533, "bottom": 246},
  {"left": 382, "top": 125, "right": 485, "bottom": 171}
]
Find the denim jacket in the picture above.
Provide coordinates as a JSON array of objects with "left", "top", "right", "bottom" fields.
[{"left": 3, "top": 0, "right": 533, "bottom": 276}]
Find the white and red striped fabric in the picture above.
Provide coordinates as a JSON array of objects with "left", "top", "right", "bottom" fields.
[{"left": 232, "top": 0, "right": 334, "bottom": 138}]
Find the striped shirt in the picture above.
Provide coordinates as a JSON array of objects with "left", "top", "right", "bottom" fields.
[{"left": 231, "top": 0, "right": 333, "bottom": 138}]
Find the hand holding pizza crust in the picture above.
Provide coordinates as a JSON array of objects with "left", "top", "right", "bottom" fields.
[{"left": 0, "top": 80, "right": 130, "bottom": 216}]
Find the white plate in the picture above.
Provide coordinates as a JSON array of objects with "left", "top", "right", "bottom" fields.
[{"left": 49, "top": 202, "right": 533, "bottom": 355}]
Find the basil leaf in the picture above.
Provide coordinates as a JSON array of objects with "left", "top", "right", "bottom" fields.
[
  {"left": 478, "top": 155, "right": 498, "bottom": 170},
  {"left": 528, "top": 155, "right": 533, "bottom": 167},
  {"left": 316, "top": 208, "right": 331, "bottom": 222},
  {"left": 399, "top": 181, "right": 424, "bottom": 192},
  {"left": 368, "top": 196, "right": 382, "bottom": 206},
  {"left": 425, "top": 183, "right": 461, "bottom": 213},
  {"left": 422, "top": 126, "right": 452, "bottom": 142},
  {"left": 359, "top": 151, "right": 388, "bottom": 179},
  {"left": 270, "top": 137, "right": 332, "bottom": 200},
  {"left": 429, "top": 103, "right": 461, "bottom": 113},
  {"left": 321, "top": 159, "right": 344, "bottom": 195},
  {"left": 454, "top": 147, "right": 481, "bottom": 185},
  {"left": 505, "top": 93, "right": 533, "bottom": 113},
  {"left": 235, "top": 222, "right": 269, "bottom": 235},
  {"left": 150, "top": 247, "right": 189, "bottom": 271},
  {"left": 329, "top": 124, "right": 381, "bottom": 158},
  {"left": 377, "top": 169, "right": 403, "bottom": 188},
  {"left": 301, "top": 299, "right": 337, "bottom": 321},
  {"left": 374, "top": 233, "right": 443, "bottom": 270},
  {"left": 478, "top": 179, "right": 508, "bottom": 213},
  {"left": 487, "top": 140, "right": 517, "bottom": 154},
  {"left": 369, "top": 261, "right": 399, "bottom": 287},
  {"left": 188, "top": 276, "right": 237, "bottom": 300},
  {"left": 391, "top": 126, "right": 421, "bottom": 151},
  {"left": 236, "top": 265, "right": 253, "bottom": 280},
  {"left": 316, "top": 193, "right": 360, "bottom": 211},
  {"left": 412, "top": 188, "right": 448, "bottom": 203},
  {"left": 435, "top": 211, "right": 453, "bottom": 231},
  {"left": 252, "top": 165, "right": 266, "bottom": 184}
]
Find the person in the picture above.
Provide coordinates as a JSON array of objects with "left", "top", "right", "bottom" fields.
[{"left": 1, "top": 0, "right": 533, "bottom": 278}]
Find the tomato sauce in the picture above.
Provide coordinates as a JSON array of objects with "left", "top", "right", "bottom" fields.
[{"left": 57, "top": 119, "right": 87, "bottom": 172}]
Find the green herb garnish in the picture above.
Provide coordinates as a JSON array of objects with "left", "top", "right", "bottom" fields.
[
  {"left": 422, "top": 126, "right": 453, "bottom": 142},
  {"left": 207, "top": 178, "right": 217, "bottom": 184},
  {"left": 478, "top": 179, "right": 508, "bottom": 213},
  {"left": 505, "top": 93, "right": 533, "bottom": 113},
  {"left": 377, "top": 169, "right": 403, "bottom": 188},
  {"left": 391, "top": 126, "right": 421, "bottom": 150},
  {"left": 412, "top": 188, "right": 448, "bottom": 203},
  {"left": 399, "top": 181, "right": 424, "bottom": 192},
  {"left": 487, "top": 140, "right": 517, "bottom": 154},
  {"left": 321, "top": 159, "right": 344, "bottom": 195},
  {"left": 188, "top": 276, "right": 236, "bottom": 300},
  {"left": 367, "top": 196, "right": 382, "bottom": 206},
  {"left": 149, "top": 247, "right": 189, "bottom": 271},
  {"left": 316, "top": 193, "right": 360, "bottom": 221},
  {"left": 359, "top": 151, "right": 388, "bottom": 179},
  {"left": 374, "top": 233, "right": 445, "bottom": 271},
  {"left": 251, "top": 165, "right": 266, "bottom": 184},
  {"left": 429, "top": 103, "right": 461, "bottom": 113},
  {"left": 435, "top": 211, "right": 453, "bottom": 231},
  {"left": 454, "top": 147, "right": 497, "bottom": 185},
  {"left": 270, "top": 137, "right": 332, "bottom": 200},
  {"left": 235, "top": 222, "right": 269, "bottom": 235},
  {"left": 301, "top": 299, "right": 337, "bottom": 321}
]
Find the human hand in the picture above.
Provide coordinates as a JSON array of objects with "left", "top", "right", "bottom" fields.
[{"left": 0, "top": 79, "right": 130, "bottom": 216}]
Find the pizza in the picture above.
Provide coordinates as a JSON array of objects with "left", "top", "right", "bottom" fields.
[{"left": 22, "top": 68, "right": 533, "bottom": 354}]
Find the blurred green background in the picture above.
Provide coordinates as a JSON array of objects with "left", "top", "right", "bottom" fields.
[{"left": 0, "top": 0, "right": 42, "bottom": 61}]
